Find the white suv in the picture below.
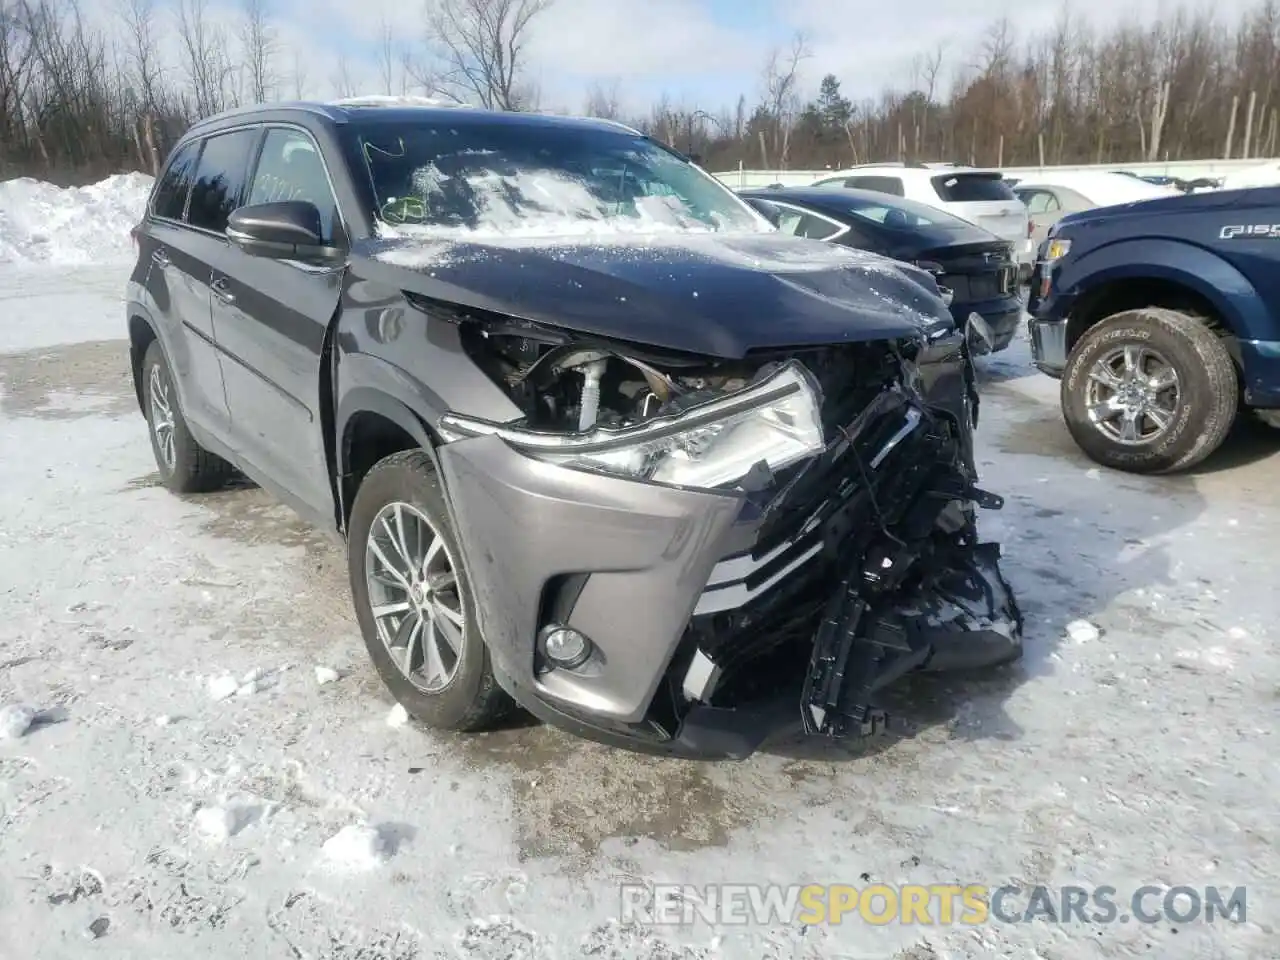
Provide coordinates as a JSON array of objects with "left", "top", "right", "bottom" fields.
[{"left": 811, "top": 164, "right": 1034, "bottom": 280}]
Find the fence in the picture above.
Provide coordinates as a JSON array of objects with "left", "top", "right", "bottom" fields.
[{"left": 710, "top": 157, "right": 1280, "bottom": 189}]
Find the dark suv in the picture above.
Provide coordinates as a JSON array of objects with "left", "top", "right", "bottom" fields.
[{"left": 127, "top": 98, "right": 1021, "bottom": 759}]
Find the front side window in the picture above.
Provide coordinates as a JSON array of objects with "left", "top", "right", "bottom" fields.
[
  {"left": 187, "top": 129, "right": 258, "bottom": 233},
  {"left": 348, "top": 121, "right": 766, "bottom": 236},
  {"left": 151, "top": 141, "right": 199, "bottom": 221},
  {"left": 248, "top": 128, "right": 340, "bottom": 243}
]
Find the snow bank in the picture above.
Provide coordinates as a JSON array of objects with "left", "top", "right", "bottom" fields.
[{"left": 0, "top": 172, "right": 153, "bottom": 266}]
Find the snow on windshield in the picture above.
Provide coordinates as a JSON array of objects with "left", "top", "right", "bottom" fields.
[
  {"left": 378, "top": 167, "right": 754, "bottom": 239},
  {"left": 358, "top": 124, "right": 771, "bottom": 256}
]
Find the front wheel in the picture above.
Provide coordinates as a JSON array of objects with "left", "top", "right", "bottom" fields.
[
  {"left": 1060, "top": 308, "right": 1238, "bottom": 474},
  {"left": 347, "top": 449, "right": 512, "bottom": 731}
]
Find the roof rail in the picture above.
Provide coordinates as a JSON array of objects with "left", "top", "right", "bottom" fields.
[
  {"left": 329, "top": 94, "right": 469, "bottom": 109},
  {"left": 185, "top": 100, "right": 341, "bottom": 131}
]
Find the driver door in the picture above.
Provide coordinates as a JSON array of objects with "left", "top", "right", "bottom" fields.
[{"left": 212, "top": 126, "right": 346, "bottom": 520}]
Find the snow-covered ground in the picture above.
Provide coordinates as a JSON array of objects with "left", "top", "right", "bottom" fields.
[{"left": 1, "top": 179, "right": 1279, "bottom": 959}]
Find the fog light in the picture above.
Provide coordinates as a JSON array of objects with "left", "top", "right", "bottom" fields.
[{"left": 539, "top": 624, "right": 592, "bottom": 669}]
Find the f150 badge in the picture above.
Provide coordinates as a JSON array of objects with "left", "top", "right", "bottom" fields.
[{"left": 1220, "top": 224, "right": 1280, "bottom": 239}]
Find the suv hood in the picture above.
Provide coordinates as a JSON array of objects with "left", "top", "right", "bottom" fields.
[{"left": 353, "top": 231, "right": 950, "bottom": 358}]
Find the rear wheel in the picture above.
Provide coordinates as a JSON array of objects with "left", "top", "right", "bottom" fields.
[
  {"left": 142, "top": 341, "right": 233, "bottom": 493},
  {"left": 348, "top": 450, "right": 512, "bottom": 731},
  {"left": 1060, "top": 308, "right": 1238, "bottom": 474}
]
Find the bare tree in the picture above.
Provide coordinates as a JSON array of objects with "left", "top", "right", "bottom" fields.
[
  {"left": 760, "top": 31, "right": 811, "bottom": 166},
  {"left": 116, "top": 0, "right": 165, "bottom": 172},
  {"left": 118, "top": 0, "right": 162, "bottom": 109},
  {"left": 423, "top": 0, "right": 554, "bottom": 110},
  {"left": 238, "top": 0, "right": 276, "bottom": 103},
  {"left": 175, "top": 0, "right": 231, "bottom": 115},
  {"left": 584, "top": 78, "right": 620, "bottom": 119},
  {"left": 331, "top": 53, "right": 355, "bottom": 98},
  {"left": 376, "top": 15, "right": 395, "bottom": 95},
  {"left": 290, "top": 46, "right": 307, "bottom": 99}
]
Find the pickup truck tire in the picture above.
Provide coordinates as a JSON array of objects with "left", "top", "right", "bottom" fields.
[
  {"left": 1060, "top": 308, "right": 1238, "bottom": 474},
  {"left": 141, "top": 340, "right": 234, "bottom": 493},
  {"left": 348, "top": 449, "right": 513, "bottom": 732}
]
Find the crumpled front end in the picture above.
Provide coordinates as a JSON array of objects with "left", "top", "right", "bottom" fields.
[{"left": 436, "top": 333, "right": 1020, "bottom": 759}]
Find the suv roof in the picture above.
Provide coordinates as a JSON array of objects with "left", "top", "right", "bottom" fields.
[
  {"left": 183, "top": 99, "right": 642, "bottom": 138},
  {"left": 817, "top": 164, "right": 1004, "bottom": 182}
]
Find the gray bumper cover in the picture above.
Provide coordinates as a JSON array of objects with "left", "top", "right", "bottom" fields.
[{"left": 437, "top": 434, "right": 746, "bottom": 724}]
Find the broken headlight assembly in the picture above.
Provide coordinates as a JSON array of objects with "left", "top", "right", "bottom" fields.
[{"left": 438, "top": 361, "right": 825, "bottom": 490}]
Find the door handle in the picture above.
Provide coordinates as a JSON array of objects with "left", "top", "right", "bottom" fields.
[
  {"left": 211, "top": 277, "right": 235, "bottom": 304},
  {"left": 151, "top": 249, "right": 170, "bottom": 267}
]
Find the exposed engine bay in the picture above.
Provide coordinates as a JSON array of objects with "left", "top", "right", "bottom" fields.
[
  {"left": 448, "top": 314, "right": 1021, "bottom": 747},
  {"left": 462, "top": 321, "right": 762, "bottom": 434}
]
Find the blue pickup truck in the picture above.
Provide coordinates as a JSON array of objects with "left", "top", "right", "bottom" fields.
[{"left": 1027, "top": 187, "right": 1280, "bottom": 473}]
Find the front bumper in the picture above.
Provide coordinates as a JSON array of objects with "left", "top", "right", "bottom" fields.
[
  {"left": 1028, "top": 316, "right": 1069, "bottom": 377},
  {"left": 438, "top": 373, "right": 1021, "bottom": 759}
]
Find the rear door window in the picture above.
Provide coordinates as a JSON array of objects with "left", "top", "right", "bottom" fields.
[
  {"left": 932, "top": 173, "right": 1016, "bottom": 202},
  {"left": 847, "top": 176, "right": 905, "bottom": 196},
  {"left": 187, "top": 129, "right": 259, "bottom": 233},
  {"left": 151, "top": 141, "right": 199, "bottom": 221},
  {"left": 774, "top": 205, "right": 846, "bottom": 241}
]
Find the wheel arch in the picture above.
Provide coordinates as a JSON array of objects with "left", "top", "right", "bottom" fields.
[
  {"left": 127, "top": 306, "right": 160, "bottom": 415},
  {"left": 335, "top": 386, "right": 444, "bottom": 534},
  {"left": 1061, "top": 239, "right": 1267, "bottom": 356}
]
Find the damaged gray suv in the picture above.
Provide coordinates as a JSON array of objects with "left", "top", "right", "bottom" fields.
[{"left": 127, "top": 98, "right": 1022, "bottom": 758}]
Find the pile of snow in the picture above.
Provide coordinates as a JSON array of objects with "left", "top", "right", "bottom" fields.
[
  {"left": 0, "top": 172, "right": 153, "bottom": 266},
  {"left": 0, "top": 704, "right": 36, "bottom": 739},
  {"left": 322, "top": 824, "right": 392, "bottom": 869}
]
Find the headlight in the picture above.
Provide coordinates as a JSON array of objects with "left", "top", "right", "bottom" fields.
[
  {"left": 438, "top": 361, "right": 826, "bottom": 490},
  {"left": 1043, "top": 237, "right": 1071, "bottom": 262}
]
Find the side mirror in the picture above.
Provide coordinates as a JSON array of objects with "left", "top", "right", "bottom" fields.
[
  {"left": 965, "top": 311, "right": 994, "bottom": 357},
  {"left": 226, "top": 201, "right": 343, "bottom": 263}
]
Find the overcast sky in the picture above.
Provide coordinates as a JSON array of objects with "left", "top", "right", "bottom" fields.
[{"left": 90, "top": 0, "right": 1265, "bottom": 113}]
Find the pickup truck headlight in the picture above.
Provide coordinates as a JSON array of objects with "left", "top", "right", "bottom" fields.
[{"left": 438, "top": 361, "right": 826, "bottom": 490}]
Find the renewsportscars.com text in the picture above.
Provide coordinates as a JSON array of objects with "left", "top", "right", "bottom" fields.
[{"left": 620, "top": 882, "right": 1248, "bottom": 927}]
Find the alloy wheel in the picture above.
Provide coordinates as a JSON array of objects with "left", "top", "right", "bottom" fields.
[
  {"left": 1084, "top": 344, "right": 1181, "bottom": 445},
  {"left": 148, "top": 363, "right": 177, "bottom": 471},
  {"left": 364, "top": 501, "right": 466, "bottom": 693}
]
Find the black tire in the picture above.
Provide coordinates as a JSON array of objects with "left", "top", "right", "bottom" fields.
[
  {"left": 142, "top": 340, "right": 234, "bottom": 493},
  {"left": 1060, "top": 308, "right": 1238, "bottom": 474},
  {"left": 348, "top": 449, "right": 512, "bottom": 732}
]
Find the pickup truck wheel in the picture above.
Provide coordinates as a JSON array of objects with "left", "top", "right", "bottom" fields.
[
  {"left": 348, "top": 449, "right": 512, "bottom": 732},
  {"left": 142, "top": 341, "right": 234, "bottom": 493},
  {"left": 1060, "top": 308, "right": 1238, "bottom": 474}
]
